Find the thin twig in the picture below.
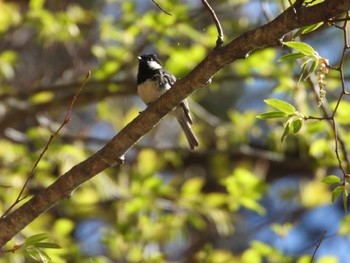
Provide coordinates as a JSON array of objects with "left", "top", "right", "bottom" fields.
[
  {"left": 331, "top": 12, "right": 350, "bottom": 173},
  {"left": 0, "top": 71, "right": 91, "bottom": 219},
  {"left": 310, "top": 230, "right": 326, "bottom": 263},
  {"left": 201, "top": 0, "right": 223, "bottom": 48},
  {"left": 304, "top": 12, "right": 350, "bottom": 179},
  {"left": 151, "top": 0, "right": 172, "bottom": 16}
]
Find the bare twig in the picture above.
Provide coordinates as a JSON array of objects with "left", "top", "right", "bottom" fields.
[
  {"left": 304, "top": 12, "right": 350, "bottom": 179},
  {"left": 0, "top": 71, "right": 91, "bottom": 219},
  {"left": 151, "top": 0, "right": 172, "bottom": 16},
  {"left": 200, "top": 0, "right": 223, "bottom": 48},
  {"left": 329, "top": 12, "right": 350, "bottom": 173},
  {"left": 310, "top": 230, "right": 326, "bottom": 263}
]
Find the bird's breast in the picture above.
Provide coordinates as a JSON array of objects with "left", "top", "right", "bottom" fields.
[{"left": 137, "top": 79, "right": 169, "bottom": 105}]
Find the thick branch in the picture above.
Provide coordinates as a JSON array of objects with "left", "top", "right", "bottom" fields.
[{"left": 0, "top": 0, "right": 349, "bottom": 248}]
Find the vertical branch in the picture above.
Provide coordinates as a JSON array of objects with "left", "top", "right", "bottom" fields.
[
  {"left": 200, "top": 0, "right": 223, "bottom": 48},
  {"left": 330, "top": 12, "right": 350, "bottom": 174},
  {"left": 307, "top": 13, "right": 350, "bottom": 179}
]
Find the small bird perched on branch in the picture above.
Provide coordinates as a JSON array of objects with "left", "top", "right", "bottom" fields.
[{"left": 137, "top": 54, "right": 199, "bottom": 149}]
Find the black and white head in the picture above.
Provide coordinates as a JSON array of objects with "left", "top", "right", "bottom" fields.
[
  {"left": 137, "top": 54, "right": 163, "bottom": 85},
  {"left": 138, "top": 54, "right": 162, "bottom": 70}
]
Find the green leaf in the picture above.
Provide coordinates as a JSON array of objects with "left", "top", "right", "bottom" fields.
[
  {"left": 298, "top": 60, "right": 309, "bottom": 82},
  {"left": 283, "top": 41, "right": 316, "bottom": 57},
  {"left": 343, "top": 182, "right": 349, "bottom": 211},
  {"left": 303, "top": 60, "right": 318, "bottom": 80},
  {"left": 35, "top": 242, "right": 61, "bottom": 249},
  {"left": 293, "top": 22, "right": 323, "bottom": 39},
  {"left": 278, "top": 52, "right": 306, "bottom": 62},
  {"left": 25, "top": 246, "right": 51, "bottom": 263},
  {"left": 281, "top": 122, "right": 290, "bottom": 143},
  {"left": 264, "top": 99, "right": 296, "bottom": 114},
  {"left": 25, "top": 233, "right": 49, "bottom": 245},
  {"left": 301, "top": 22, "right": 323, "bottom": 35},
  {"left": 322, "top": 175, "right": 341, "bottom": 185},
  {"left": 332, "top": 186, "right": 343, "bottom": 203},
  {"left": 256, "top": 111, "right": 288, "bottom": 119},
  {"left": 291, "top": 118, "right": 303, "bottom": 134},
  {"left": 343, "top": 190, "right": 348, "bottom": 212}
]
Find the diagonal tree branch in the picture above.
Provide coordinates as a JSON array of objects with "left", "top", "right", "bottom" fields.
[{"left": 0, "top": 0, "right": 349, "bottom": 248}]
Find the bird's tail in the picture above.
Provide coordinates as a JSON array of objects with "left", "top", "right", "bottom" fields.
[{"left": 176, "top": 110, "right": 199, "bottom": 150}]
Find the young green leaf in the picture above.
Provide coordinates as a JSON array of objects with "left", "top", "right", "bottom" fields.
[
  {"left": 25, "top": 246, "right": 51, "bottom": 263},
  {"left": 298, "top": 60, "right": 309, "bottom": 82},
  {"left": 35, "top": 242, "right": 61, "bottom": 249},
  {"left": 283, "top": 41, "right": 316, "bottom": 57},
  {"left": 332, "top": 186, "right": 343, "bottom": 203},
  {"left": 322, "top": 175, "right": 341, "bottom": 185},
  {"left": 293, "top": 22, "right": 323, "bottom": 38},
  {"left": 303, "top": 60, "right": 319, "bottom": 80},
  {"left": 281, "top": 122, "right": 290, "bottom": 143},
  {"left": 257, "top": 111, "right": 288, "bottom": 119},
  {"left": 343, "top": 190, "right": 348, "bottom": 212},
  {"left": 25, "top": 233, "right": 49, "bottom": 245},
  {"left": 291, "top": 118, "right": 303, "bottom": 134},
  {"left": 301, "top": 22, "right": 323, "bottom": 34},
  {"left": 278, "top": 52, "right": 305, "bottom": 62},
  {"left": 264, "top": 99, "right": 296, "bottom": 114}
]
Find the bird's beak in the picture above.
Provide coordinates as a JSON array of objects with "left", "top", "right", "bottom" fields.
[{"left": 137, "top": 56, "right": 142, "bottom": 61}]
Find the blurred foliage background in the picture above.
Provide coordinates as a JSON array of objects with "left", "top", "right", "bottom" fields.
[{"left": 0, "top": 0, "right": 349, "bottom": 262}]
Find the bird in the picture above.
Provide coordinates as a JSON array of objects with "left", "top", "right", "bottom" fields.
[{"left": 137, "top": 54, "right": 199, "bottom": 149}]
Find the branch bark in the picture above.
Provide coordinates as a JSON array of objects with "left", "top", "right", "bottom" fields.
[{"left": 1, "top": 0, "right": 349, "bottom": 248}]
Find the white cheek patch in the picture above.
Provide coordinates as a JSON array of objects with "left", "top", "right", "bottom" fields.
[{"left": 147, "top": 60, "right": 162, "bottom": 70}]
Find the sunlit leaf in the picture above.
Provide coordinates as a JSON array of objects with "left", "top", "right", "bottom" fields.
[
  {"left": 293, "top": 22, "right": 323, "bottom": 38},
  {"left": 332, "top": 186, "right": 343, "bottom": 203},
  {"left": 25, "top": 246, "right": 51, "bottom": 263},
  {"left": 283, "top": 41, "right": 316, "bottom": 57},
  {"left": 278, "top": 52, "right": 305, "bottom": 62},
  {"left": 343, "top": 185, "right": 348, "bottom": 212},
  {"left": 257, "top": 111, "right": 288, "bottom": 119},
  {"left": 322, "top": 175, "right": 341, "bottom": 185},
  {"left": 291, "top": 118, "right": 303, "bottom": 134},
  {"left": 35, "top": 242, "right": 61, "bottom": 249},
  {"left": 298, "top": 61, "right": 308, "bottom": 82},
  {"left": 25, "top": 233, "right": 49, "bottom": 245},
  {"left": 281, "top": 121, "right": 290, "bottom": 142},
  {"left": 303, "top": 59, "right": 318, "bottom": 80},
  {"left": 264, "top": 99, "right": 296, "bottom": 114}
]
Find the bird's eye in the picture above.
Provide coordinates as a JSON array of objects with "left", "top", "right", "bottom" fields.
[{"left": 152, "top": 75, "right": 158, "bottom": 81}]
